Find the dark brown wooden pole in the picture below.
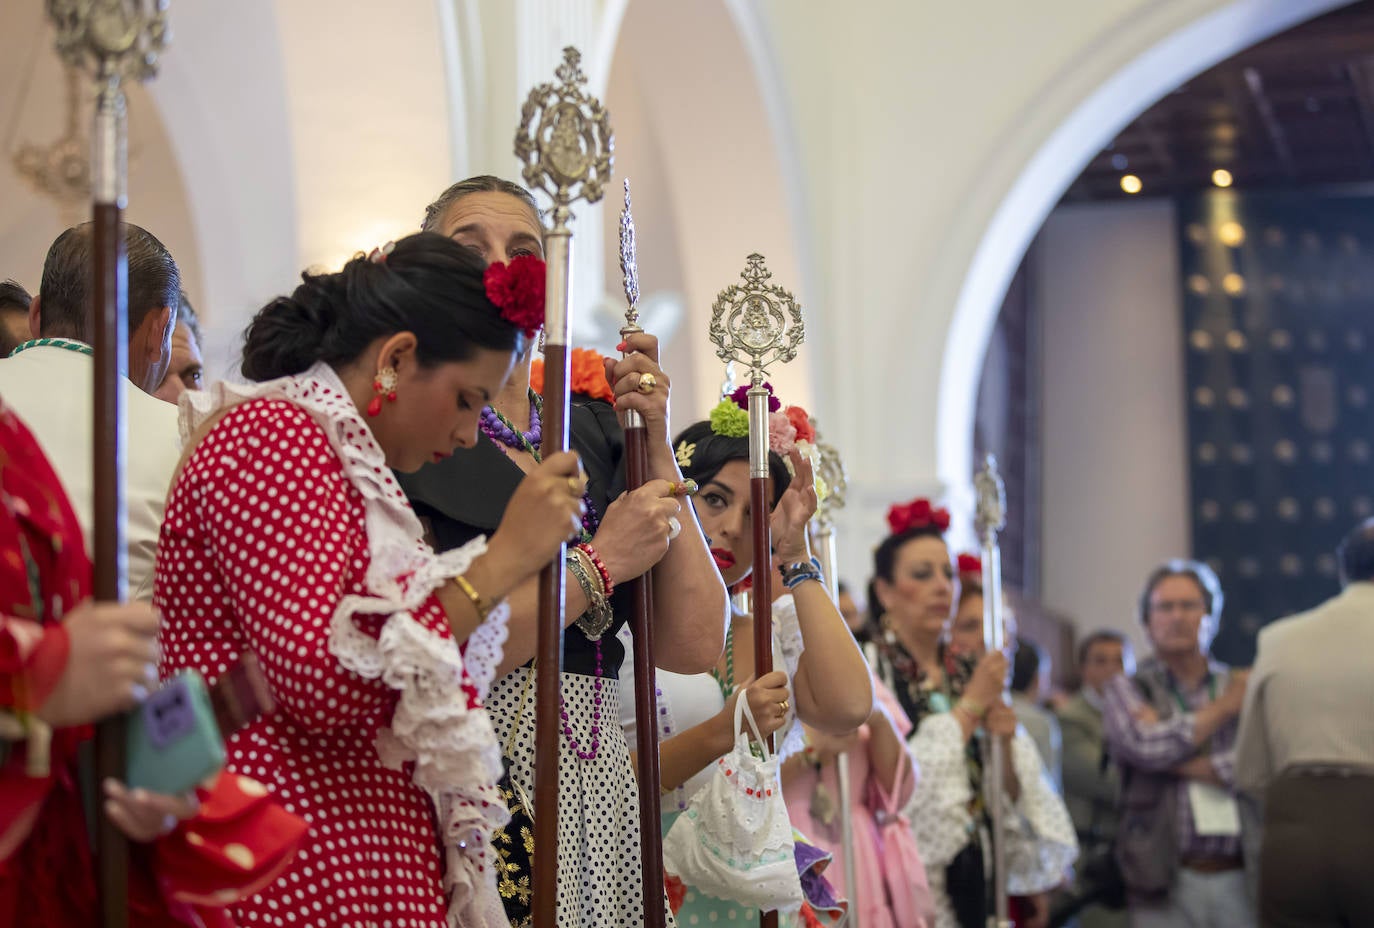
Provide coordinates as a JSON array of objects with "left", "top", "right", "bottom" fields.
[
  {"left": 532, "top": 346, "right": 568, "bottom": 927},
  {"left": 92, "top": 83, "right": 130, "bottom": 928},
  {"left": 624, "top": 420, "right": 666, "bottom": 928}
]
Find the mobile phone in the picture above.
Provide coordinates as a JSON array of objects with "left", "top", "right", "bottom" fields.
[{"left": 125, "top": 670, "right": 225, "bottom": 795}]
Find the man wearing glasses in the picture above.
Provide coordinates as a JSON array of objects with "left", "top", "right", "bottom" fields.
[{"left": 1102, "top": 560, "right": 1255, "bottom": 928}]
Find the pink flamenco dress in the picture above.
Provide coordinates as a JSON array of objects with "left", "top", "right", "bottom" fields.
[{"left": 783, "top": 674, "right": 936, "bottom": 928}]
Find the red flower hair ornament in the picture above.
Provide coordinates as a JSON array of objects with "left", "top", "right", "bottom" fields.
[
  {"left": 483, "top": 254, "right": 547, "bottom": 337},
  {"left": 886, "top": 497, "right": 951, "bottom": 536},
  {"left": 957, "top": 552, "right": 983, "bottom": 576}
]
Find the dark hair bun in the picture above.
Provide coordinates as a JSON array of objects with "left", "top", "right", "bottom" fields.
[
  {"left": 241, "top": 279, "right": 338, "bottom": 380},
  {"left": 239, "top": 233, "right": 527, "bottom": 383}
]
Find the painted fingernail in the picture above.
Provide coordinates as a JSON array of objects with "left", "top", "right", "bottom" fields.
[{"left": 616, "top": 341, "right": 627, "bottom": 352}]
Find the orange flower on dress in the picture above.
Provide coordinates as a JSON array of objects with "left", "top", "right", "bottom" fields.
[{"left": 530, "top": 348, "right": 615, "bottom": 403}]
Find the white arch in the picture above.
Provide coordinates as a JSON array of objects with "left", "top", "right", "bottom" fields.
[
  {"left": 144, "top": 0, "right": 299, "bottom": 379},
  {"left": 935, "top": 0, "right": 1351, "bottom": 501}
]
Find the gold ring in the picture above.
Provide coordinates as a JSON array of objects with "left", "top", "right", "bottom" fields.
[
  {"left": 778, "top": 699, "right": 789, "bottom": 713},
  {"left": 567, "top": 476, "right": 583, "bottom": 494},
  {"left": 636, "top": 372, "right": 658, "bottom": 394}
]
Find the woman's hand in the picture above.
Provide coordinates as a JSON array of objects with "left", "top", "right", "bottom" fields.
[
  {"left": 984, "top": 700, "right": 1017, "bottom": 748},
  {"left": 770, "top": 448, "right": 818, "bottom": 563},
  {"left": 588, "top": 480, "right": 682, "bottom": 583},
  {"left": 486, "top": 450, "right": 587, "bottom": 584},
  {"left": 37, "top": 600, "right": 160, "bottom": 727},
  {"left": 963, "top": 649, "right": 1009, "bottom": 709},
  {"left": 721, "top": 671, "right": 791, "bottom": 743},
  {"left": 606, "top": 332, "right": 671, "bottom": 445},
  {"left": 102, "top": 777, "right": 200, "bottom": 843},
  {"left": 805, "top": 723, "right": 862, "bottom": 765}
]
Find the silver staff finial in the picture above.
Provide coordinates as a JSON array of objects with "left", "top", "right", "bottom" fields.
[
  {"left": 707, "top": 253, "right": 805, "bottom": 385},
  {"left": 813, "top": 435, "right": 849, "bottom": 530},
  {"left": 48, "top": 0, "right": 170, "bottom": 80},
  {"left": 514, "top": 46, "right": 613, "bottom": 230},
  {"left": 619, "top": 178, "right": 640, "bottom": 328},
  {"left": 974, "top": 454, "right": 1007, "bottom": 542}
]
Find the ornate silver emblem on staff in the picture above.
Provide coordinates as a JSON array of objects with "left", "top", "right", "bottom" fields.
[
  {"left": 46, "top": 3, "right": 169, "bottom": 925},
  {"left": 708, "top": 254, "right": 804, "bottom": 928},
  {"left": 512, "top": 45, "right": 613, "bottom": 928},
  {"left": 975, "top": 454, "right": 1012, "bottom": 928}
]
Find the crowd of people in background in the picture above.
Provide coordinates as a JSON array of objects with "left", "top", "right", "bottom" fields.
[{"left": 3, "top": 180, "right": 1372, "bottom": 928}]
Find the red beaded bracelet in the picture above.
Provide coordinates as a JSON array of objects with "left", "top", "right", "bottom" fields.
[{"left": 576, "top": 542, "right": 614, "bottom": 597}]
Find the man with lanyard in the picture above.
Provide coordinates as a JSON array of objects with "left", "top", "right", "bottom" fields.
[
  {"left": 1102, "top": 559, "right": 1254, "bottom": 928},
  {"left": 0, "top": 223, "right": 181, "bottom": 598}
]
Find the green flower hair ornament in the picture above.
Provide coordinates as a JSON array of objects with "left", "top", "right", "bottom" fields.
[{"left": 708, "top": 398, "right": 750, "bottom": 438}]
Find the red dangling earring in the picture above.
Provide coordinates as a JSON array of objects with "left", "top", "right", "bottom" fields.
[{"left": 367, "top": 366, "right": 398, "bottom": 417}]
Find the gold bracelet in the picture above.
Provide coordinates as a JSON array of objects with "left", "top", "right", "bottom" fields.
[
  {"left": 452, "top": 574, "right": 495, "bottom": 623},
  {"left": 955, "top": 698, "right": 986, "bottom": 721}
]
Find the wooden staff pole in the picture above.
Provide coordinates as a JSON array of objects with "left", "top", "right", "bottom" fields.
[
  {"left": 512, "top": 46, "right": 613, "bottom": 928},
  {"left": 619, "top": 179, "right": 667, "bottom": 928},
  {"left": 46, "top": 4, "right": 169, "bottom": 925}
]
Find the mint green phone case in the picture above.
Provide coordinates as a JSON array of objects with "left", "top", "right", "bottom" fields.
[{"left": 125, "top": 669, "right": 226, "bottom": 795}]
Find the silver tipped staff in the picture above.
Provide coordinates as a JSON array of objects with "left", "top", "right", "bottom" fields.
[
  {"left": 975, "top": 455, "right": 1012, "bottom": 928},
  {"left": 708, "top": 254, "right": 804, "bottom": 928},
  {"left": 810, "top": 434, "right": 859, "bottom": 926},
  {"left": 46, "top": 3, "right": 169, "bottom": 926},
  {"left": 618, "top": 179, "right": 667, "bottom": 928},
  {"left": 512, "top": 46, "right": 613, "bottom": 928}
]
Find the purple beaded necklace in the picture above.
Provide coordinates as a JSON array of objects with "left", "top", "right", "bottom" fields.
[{"left": 479, "top": 390, "right": 606, "bottom": 760}]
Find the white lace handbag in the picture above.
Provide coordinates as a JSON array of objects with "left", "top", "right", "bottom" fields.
[{"left": 662, "top": 693, "right": 804, "bottom": 913}]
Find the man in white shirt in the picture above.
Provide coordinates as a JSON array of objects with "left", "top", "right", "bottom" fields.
[
  {"left": 0, "top": 222, "right": 182, "bottom": 597},
  {"left": 1237, "top": 518, "right": 1374, "bottom": 927}
]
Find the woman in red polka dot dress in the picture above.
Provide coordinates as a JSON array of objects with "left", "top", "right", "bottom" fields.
[{"left": 155, "top": 234, "right": 587, "bottom": 927}]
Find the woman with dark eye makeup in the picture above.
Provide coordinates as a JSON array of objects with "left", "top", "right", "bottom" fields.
[{"left": 868, "top": 499, "right": 1076, "bottom": 928}]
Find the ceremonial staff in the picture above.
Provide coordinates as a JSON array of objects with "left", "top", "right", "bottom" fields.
[
  {"left": 975, "top": 455, "right": 1012, "bottom": 928},
  {"left": 46, "top": 3, "right": 168, "bottom": 925},
  {"left": 619, "top": 180, "right": 667, "bottom": 928},
  {"left": 513, "top": 47, "right": 613, "bottom": 928},
  {"left": 708, "top": 254, "right": 805, "bottom": 928},
  {"left": 811, "top": 434, "right": 859, "bottom": 926}
]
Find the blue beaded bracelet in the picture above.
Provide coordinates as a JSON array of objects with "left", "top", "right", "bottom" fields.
[{"left": 780, "top": 556, "right": 824, "bottom": 589}]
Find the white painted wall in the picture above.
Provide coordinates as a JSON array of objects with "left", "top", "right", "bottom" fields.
[{"left": 1038, "top": 201, "right": 1190, "bottom": 653}]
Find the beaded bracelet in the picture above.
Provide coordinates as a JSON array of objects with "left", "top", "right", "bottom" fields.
[
  {"left": 780, "top": 556, "right": 824, "bottom": 589},
  {"left": 577, "top": 542, "right": 615, "bottom": 597}
]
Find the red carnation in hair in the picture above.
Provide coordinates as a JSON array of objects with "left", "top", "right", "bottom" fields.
[
  {"left": 957, "top": 552, "right": 982, "bottom": 576},
  {"left": 484, "top": 254, "right": 546, "bottom": 336},
  {"left": 886, "top": 497, "right": 951, "bottom": 536},
  {"left": 783, "top": 405, "right": 815, "bottom": 443}
]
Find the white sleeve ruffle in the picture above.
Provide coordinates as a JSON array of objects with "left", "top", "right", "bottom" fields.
[
  {"left": 1001, "top": 728, "right": 1079, "bottom": 895},
  {"left": 903, "top": 712, "right": 977, "bottom": 869}
]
